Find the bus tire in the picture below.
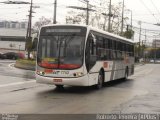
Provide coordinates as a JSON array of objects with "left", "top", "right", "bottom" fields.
[
  {"left": 124, "top": 67, "right": 128, "bottom": 80},
  {"left": 96, "top": 71, "right": 104, "bottom": 89},
  {"left": 55, "top": 85, "right": 64, "bottom": 90}
]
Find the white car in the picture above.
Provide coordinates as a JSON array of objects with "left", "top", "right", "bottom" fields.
[{"left": 150, "top": 60, "right": 154, "bottom": 63}]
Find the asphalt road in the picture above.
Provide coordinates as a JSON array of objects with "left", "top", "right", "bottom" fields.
[{"left": 0, "top": 60, "right": 159, "bottom": 115}]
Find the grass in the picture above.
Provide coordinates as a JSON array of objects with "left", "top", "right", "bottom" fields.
[{"left": 16, "top": 59, "right": 36, "bottom": 65}]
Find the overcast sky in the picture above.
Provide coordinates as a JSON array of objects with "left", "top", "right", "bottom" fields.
[{"left": 0, "top": 0, "right": 160, "bottom": 42}]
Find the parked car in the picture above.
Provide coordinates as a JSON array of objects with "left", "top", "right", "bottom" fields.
[
  {"left": 0, "top": 52, "right": 6, "bottom": 59},
  {"left": 3, "top": 52, "right": 19, "bottom": 60},
  {"left": 150, "top": 59, "right": 154, "bottom": 63}
]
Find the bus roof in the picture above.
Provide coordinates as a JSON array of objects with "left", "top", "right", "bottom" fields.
[{"left": 41, "top": 24, "right": 134, "bottom": 44}]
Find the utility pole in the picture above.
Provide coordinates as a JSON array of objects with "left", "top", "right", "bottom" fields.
[
  {"left": 29, "top": 0, "right": 33, "bottom": 38},
  {"left": 130, "top": 10, "right": 132, "bottom": 31},
  {"left": 121, "top": 0, "right": 124, "bottom": 35},
  {"left": 154, "top": 39, "right": 157, "bottom": 63},
  {"left": 138, "top": 21, "right": 142, "bottom": 59},
  {"left": 67, "top": 0, "right": 94, "bottom": 25},
  {"left": 86, "top": 0, "right": 89, "bottom": 25},
  {"left": 108, "top": 0, "right": 112, "bottom": 32},
  {"left": 53, "top": 0, "right": 57, "bottom": 24},
  {"left": 26, "top": 0, "right": 33, "bottom": 42},
  {"left": 144, "top": 29, "right": 147, "bottom": 62},
  {"left": 25, "top": 0, "right": 33, "bottom": 59}
]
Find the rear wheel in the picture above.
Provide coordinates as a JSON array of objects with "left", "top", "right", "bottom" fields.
[
  {"left": 96, "top": 71, "right": 104, "bottom": 89},
  {"left": 124, "top": 67, "right": 128, "bottom": 80}
]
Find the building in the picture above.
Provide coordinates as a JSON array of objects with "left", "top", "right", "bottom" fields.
[
  {"left": 0, "top": 20, "right": 28, "bottom": 51},
  {"left": 152, "top": 39, "right": 160, "bottom": 48},
  {"left": 0, "top": 20, "right": 27, "bottom": 29}
]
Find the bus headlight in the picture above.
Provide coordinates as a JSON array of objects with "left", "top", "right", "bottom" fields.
[
  {"left": 37, "top": 71, "right": 45, "bottom": 76},
  {"left": 73, "top": 72, "right": 84, "bottom": 77}
]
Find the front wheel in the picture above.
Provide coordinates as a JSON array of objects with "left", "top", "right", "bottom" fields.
[
  {"left": 55, "top": 85, "right": 64, "bottom": 90},
  {"left": 96, "top": 71, "right": 104, "bottom": 89}
]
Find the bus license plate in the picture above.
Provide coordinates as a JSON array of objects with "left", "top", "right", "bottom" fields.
[{"left": 53, "top": 79, "right": 62, "bottom": 82}]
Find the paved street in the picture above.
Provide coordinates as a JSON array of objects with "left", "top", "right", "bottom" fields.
[{"left": 0, "top": 60, "right": 159, "bottom": 114}]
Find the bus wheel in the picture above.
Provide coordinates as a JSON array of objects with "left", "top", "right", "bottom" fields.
[
  {"left": 124, "top": 67, "right": 128, "bottom": 80},
  {"left": 55, "top": 85, "right": 64, "bottom": 90},
  {"left": 96, "top": 71, "right": 104, "bottom": 89}
]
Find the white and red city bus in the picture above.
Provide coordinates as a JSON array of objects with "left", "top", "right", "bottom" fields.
[{"left": 36, "top": 24, "right": 134, "bottom": 89}]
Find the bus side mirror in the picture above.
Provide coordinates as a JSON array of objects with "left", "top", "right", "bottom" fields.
[{"left": 91, "top": 33, "right": 96, "bottom": 45}]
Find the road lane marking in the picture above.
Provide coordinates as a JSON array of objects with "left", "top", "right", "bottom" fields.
[
  {"left": 0, "top": 60, "right": 16, "bottom": 63},
  {"left": 0, "top": 80, "right": 36, "bottom": 88},
  {"left": 8, "top": 63, "right": 15, "bottom": 69}
]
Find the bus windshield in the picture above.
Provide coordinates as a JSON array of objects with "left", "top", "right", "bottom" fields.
[{"left": 37, "top": 35, "right": 85, "bottom": 69}]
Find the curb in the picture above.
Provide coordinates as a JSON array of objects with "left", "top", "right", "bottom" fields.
[
  {"left": 14, "top": 61, "right": 35, "bottom": 71},
  {"left": 134, "top": 63, "right": 145, "bottom": 66}
]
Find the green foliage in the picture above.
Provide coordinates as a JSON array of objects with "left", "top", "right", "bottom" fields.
[
  {"left": 17, "top": 59, "right": 36, "bottom": 65},
  {"left": 123, "top": 29, "right": 134, "bottom": 39}
]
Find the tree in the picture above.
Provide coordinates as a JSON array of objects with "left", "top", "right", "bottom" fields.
[
  {"left": 123, "top": 28, "right": 134, "bottom": 39},
  {"left": 33, "top": 16, "right": 52, "bottom": 30},
  {"left": 65, "top": 1, "right": 129, "bottom": 34},
  {"left": 66, "top": 10, "right": 86, "bottom": 24}
]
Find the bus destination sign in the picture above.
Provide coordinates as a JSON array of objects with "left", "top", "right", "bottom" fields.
[{"left": 46, "top": 29, "right": 81, "bottom": 33}]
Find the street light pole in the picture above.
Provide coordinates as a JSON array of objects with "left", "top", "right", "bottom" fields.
[{"left": 19, "top": 45, "right": 21, "bottom": 53}]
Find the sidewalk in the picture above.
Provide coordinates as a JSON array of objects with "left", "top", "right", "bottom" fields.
[{"left": 134, "top": 62, "right": 145, "bottom": 66}]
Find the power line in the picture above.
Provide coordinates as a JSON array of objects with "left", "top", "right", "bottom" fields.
[
  {"left": 140, "top": 0, "right": 160, "bottom": 23},
  {"left": 78, "top": 0, "right": 87, "bottom": 4},
  {"left": 67, "top": 0, "right": 95, "bottom": 25},
  {"left": 0, "top": 6, "right": 29, "bottom": 9},
  {"left": 150, "top": 0, "right": 160, "bottom": 19},
  {"left": 133, "top": 25, "right": 160, "bottom": 33},
  {"left": 134, "top": 30, "right": 157, "bottom": 38},
  {"left": 132, "top": 13, "right": 160, "bottom": 16},
  {"left": 132, "top": 19, "right": 160, "bottom": 26}
]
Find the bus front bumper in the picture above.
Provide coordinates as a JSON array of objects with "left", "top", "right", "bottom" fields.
[{"left": 36, "top": 74, "right": 89, "bottom": 86}]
